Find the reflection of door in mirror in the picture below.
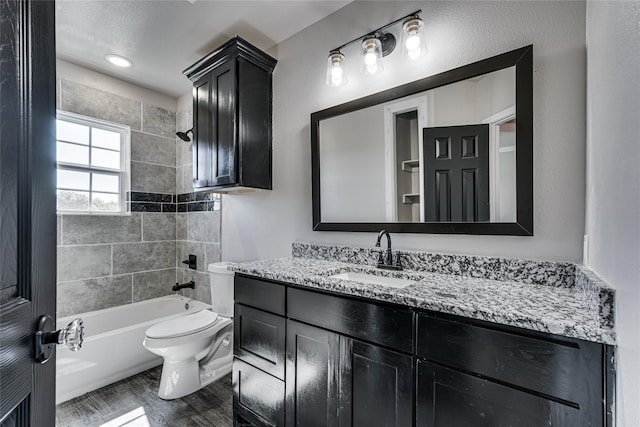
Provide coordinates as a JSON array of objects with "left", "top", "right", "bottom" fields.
[{"left": 423, "top": 125, "right": 490, "bottom": 222}]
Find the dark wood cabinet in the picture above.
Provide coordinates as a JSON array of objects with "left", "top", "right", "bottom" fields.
[
  {"left": 184, "top": 37, "right": 276, "bottom": 192},
  {"left": 233, "top": 275, "right": 611, "bottom": 427}
]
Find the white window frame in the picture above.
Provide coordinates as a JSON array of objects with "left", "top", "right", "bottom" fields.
[{"left": 56, "top": 110, "right": 131, "bottom": 215}]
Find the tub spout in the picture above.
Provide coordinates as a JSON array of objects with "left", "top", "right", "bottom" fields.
[{"left": 172, "top": 281, "right": 195, "bottom": 292}]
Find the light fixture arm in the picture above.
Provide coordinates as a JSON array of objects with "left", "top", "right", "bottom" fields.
[{"left": 329, "top": 10, "right": 422, "bottom": 53}]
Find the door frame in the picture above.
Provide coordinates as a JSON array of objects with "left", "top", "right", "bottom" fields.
[
  {"left": 383, "top": 95, "right": 428, "bottom": 222},
  {"left": 483, "top": 105, "right": 516, "bottom": 222}
]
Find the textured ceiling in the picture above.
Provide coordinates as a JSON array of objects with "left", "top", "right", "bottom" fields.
[{"left": 56, "top": 0, "right": 351, "bottom": 98}]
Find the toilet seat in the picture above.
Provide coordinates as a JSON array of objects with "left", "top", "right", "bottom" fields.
[{"left": 146, "top": 310, "right": 219, "bottom": 339}]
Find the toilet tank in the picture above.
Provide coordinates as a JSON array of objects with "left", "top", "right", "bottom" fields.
[{"left": 207, "top": 262, "right": 235, "bottom": 318}]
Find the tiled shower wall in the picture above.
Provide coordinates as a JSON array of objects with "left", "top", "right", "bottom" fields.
[
  {"left": 175, "top": 96, "right": 222, "bottom": 305},
  {"left": 56, "top": 77, "right": 221, "bottom": 317}
]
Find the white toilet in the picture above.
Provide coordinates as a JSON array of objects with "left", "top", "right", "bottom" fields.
[{"left": 143, "top": 262, "right": 235, "bottom": 400}]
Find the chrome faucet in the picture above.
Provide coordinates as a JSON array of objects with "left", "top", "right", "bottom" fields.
[{"left": 375, "top": 230, "right": 402, "bottom": 270}]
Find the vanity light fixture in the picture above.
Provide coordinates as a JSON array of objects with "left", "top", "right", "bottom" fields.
[
  {"left": 105, "top": 54, "right": 133, "bottom": 68},
  {"left": 401, "top": 14, "right": 427, "bottom": 60},
  {"left": 325, "top": 9, "right": 423, "bottom": 86}
]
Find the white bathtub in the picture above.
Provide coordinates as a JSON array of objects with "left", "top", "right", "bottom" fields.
[{"left": 56, "top": 295, "right": 210, "bottom": 404}]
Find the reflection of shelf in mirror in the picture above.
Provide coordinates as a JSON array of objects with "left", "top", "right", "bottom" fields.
[
  {"left": 402, "top": 193, "right": 420, "bottom": 204},
  {"left": 401, "top": 159, "right": 420, "bottom": 172}
]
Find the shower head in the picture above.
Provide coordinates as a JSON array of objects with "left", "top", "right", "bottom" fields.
[{"left": 176, "top": 128, "right": 193, "bottom": 142}]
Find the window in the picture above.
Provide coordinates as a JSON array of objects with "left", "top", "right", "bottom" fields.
[{"left": 56, "top": 111, "right": 130, "bottom": 214}]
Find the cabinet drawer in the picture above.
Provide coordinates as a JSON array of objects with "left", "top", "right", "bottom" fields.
[
  {"left": 287, "top": 287, "right": 414, "bottom": 353},
  {"left": 416, "top": 314, "right": 599, "bottom": 405},
  {"left": 234, "top": 304, "right": 285, "bottom": 380},
  {"left": 233, "top": 358, "right": 285, "bottom": 427},
  {"left": 235, "top": 275, "right": 285, "bottom": 315}
]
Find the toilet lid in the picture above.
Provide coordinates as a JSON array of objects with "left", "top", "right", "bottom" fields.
[{"left": 146, "top": 310, "right": 219, "bottom": 339}]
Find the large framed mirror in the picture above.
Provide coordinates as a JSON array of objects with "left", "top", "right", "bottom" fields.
[{"left": 311, "top": 45, "right": 533, "bottom": 235}]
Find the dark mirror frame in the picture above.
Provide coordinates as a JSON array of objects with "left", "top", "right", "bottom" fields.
[{"left": 311, "top": 45, "right": 533, "bottom": 235}]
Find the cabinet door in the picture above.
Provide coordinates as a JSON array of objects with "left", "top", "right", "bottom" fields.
[
  {"left": 234, "top": 304, "right": 286, "bottom": 380},
  {"left": 209, "top": 60, "right": 237, "bottom": 187},
  {"left": 285, "top": 320, "right": 341, "bottom": 427},
  {"left": 416, "top": 360, "right": 586, "bottom": 427},
  {"left": 193, "top": 73, "right": 212, "bottom": 188},
  {"left": 192, "top": 61, "right": 237, "bottom": 189},
  {"left": 341, "top": 339, "right": 413, "bottom": 427}
]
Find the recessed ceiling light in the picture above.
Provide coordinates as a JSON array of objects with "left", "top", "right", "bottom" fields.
[{"left": 105, "top": 54, "right": 133, "bottom": 68}]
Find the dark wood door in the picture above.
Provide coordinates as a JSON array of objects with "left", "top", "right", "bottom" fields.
[
  {"left": 0, "top": 0, "right": 57, "bottom": 425},
  {"left": 423, "top": 124, "right": 490, "bottom": 222},
  {"left": 341, "top": 339, "right": 413, "bottom": 427},
  {"left": 416, "top": 360, "right": 589, "bottom": 427},
  {"left": 285, "top": 320, "right": 341, "bottom": 427}
]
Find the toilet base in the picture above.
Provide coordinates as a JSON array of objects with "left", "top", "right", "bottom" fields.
[
  {"left": 157, "top": 353, "right": 233, "bottom": 400},
  {"left": 155, "top": 324, "right": 234, "bottom": 400},
  {"left": 158, "top": 357, "right": 201, "bottom": 400}
]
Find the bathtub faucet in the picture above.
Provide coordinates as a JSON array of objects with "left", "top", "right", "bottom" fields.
[{"left": 172, "top": 281, "right": 195, "bottom": 291}]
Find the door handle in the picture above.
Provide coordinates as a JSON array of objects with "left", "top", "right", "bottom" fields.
[{"left": 34, "top": 314, "right": 84, "bottom": 364}]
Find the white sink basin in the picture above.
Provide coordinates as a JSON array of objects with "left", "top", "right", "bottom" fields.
[{"left": 329, "top": 271, "right": 414, "bottom": 289}]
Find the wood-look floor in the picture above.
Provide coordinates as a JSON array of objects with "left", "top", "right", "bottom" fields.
[{"left": 55, "top": 366, "right": 232, "bottom": 427}]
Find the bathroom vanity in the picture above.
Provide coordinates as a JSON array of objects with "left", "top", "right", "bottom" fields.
[{"left": 230, "top": 244, "right": 614, "bottom": 427}]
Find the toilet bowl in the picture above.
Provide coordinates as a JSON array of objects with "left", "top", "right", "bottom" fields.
[{"left": 143, "top": 262, "right": 235, "bottom": 400}]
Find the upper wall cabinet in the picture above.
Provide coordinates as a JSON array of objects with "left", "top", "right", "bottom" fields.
[{"left": 184, "top": 36, "right": 277, "bottom": 192}]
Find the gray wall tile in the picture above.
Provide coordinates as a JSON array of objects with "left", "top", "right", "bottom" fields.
[
  {"left": 56, "top": 78, "right": 62, "bottom": 109},
  {"left": 142, "top": 104, "right": 176, "bottom": 139},
  {"left": 176, "top": 164, "right": 193, "bottom": 194},
  {"left": 131, "top": 161, "right": 176, "bottom": 194},
  {"left": 175, "top": 139, "right": 192, "bottom": 168},
  {"left": 176, "top": 107, "right": 192, "bottom": 133},
  {"left": 205, "top": 243, "right": 221, "bottom": 267},
  {"left": 131, "top": 131, "right": 176, "bottom": 166},
  {"left": 62, "top": 214, "right": 142, "bottom": 245},
  {"left": 143, "top": 213, "right": 176, "bottom": 242},
  {"left": 132, "top": 268, "right": 176, "bottom": 302},
  {"left": 188, "top": 211, "right": 220, "bottom": 243},
  {"left": 176, "top": 213, "right": 188, "bottom": 240},
  {"left": 113, "top": 241, "right": 176, "bottom": 274},
  {"left": 182, "top": 269, "right": 211, "bottom": 304},
  {"left": 57, "top": 275, "right": 132, "bottom": 317},
  {"left": 57, "top": 215, "right": 61, "bottom": 246},
  {"left": 176, "top": 241, "right": 205, "bottom": 271},
  {"left": 60, "top": 80, "right": 141, "bottom": 130},
  {"left": 57, "top": 245, "right": 112, "bottom": 282}
]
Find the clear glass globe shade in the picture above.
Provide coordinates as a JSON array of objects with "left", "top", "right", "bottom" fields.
[
  {"left": 406, "top": 35, "right": 420, "bottom": 52},
  {"left": 366, "top": 63, "right": 378, "bottom": 74},
  {"left": 331, "top": 66, "right": 343, "bottom": 79},
  {"left": 364, "top": 52, "right": 377, "bottom": 66}
]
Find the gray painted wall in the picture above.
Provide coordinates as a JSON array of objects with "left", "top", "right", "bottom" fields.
[
  {"left": 585, "top": 2, "right": 640, "bottom": 425},
  {"left": 221, "top": 1, "right": 587, "bottom": 263}
]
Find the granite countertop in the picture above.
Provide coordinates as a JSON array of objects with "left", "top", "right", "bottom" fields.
[{"left": 230, "top": 254, "right": 616, "bottom": 345}]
